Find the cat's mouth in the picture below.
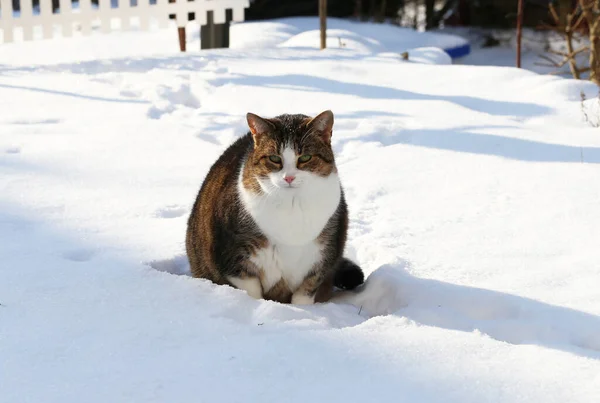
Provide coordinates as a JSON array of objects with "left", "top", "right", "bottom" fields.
[{"left": 272, "top": 180, "right": 301, "bottom": 190}]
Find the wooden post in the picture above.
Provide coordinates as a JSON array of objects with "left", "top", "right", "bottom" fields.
[
  {"left": 319, "top": 0, "right": 327, "bottom": 49},
  {"left": 169, "top": 0, "right": 186, "bottom": 52},
  {"left": 516, "top": 0, "right": 524, "bottom": 68},
  {"left": 178, "top": 27, "right": 187, "bottom": 52}
]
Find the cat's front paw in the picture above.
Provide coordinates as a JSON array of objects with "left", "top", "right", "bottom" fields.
[
  {"left": 227, "top": 276, "right": 263, "bottom": 300},
  {"left": 291, "top": 292, "right": 315, "bottom": 305}
]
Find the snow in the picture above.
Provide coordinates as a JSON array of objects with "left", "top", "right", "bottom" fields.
[
  {"left": 2, "top": 17, "right": 600, "bottom": 403},
  {"left": 230, "top": 17, "right": 468, "bottom": 57}
]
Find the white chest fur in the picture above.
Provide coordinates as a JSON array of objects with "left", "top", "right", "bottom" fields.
[
  {"left": 250, "top": 243, "right": 323, "bottom": 291},
  {"left": 238, "top": 165, "right": 341, "bottom": 291}
]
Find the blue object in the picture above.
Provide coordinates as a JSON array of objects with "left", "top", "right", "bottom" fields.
[{"left": 443, "top": 43, "right": 471, "bottom": 59}]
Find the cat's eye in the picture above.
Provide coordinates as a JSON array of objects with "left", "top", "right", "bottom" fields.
[
  {"left": 298, "top": 154, "right": 312, "bottom": 163},
  {"left": 268, "top": 155, "right": 282, "bottom": 164}
]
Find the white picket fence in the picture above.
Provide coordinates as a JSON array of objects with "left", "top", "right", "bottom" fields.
[{"left": 0, "top": 0, "right": 249, "bottom": 43}]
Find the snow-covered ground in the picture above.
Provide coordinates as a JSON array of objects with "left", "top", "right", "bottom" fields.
[
  {"left": 2, "top": 18, "right": 600, "bottom": 403},
  {"left": 230, "top": 17, "right": 466, "bottom": 55}
]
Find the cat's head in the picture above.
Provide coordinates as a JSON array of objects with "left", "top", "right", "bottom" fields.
[{"left": 243, "top": 111, "right": 337, "bottom": 194}]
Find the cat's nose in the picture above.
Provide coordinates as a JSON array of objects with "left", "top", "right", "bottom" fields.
[{"left": 284, "top": 175, "right": 296, "bottom": 184}]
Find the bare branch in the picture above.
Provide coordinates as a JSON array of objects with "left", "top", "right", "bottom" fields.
[
  {"left": 572, "top": 13, "right": 586, "bottom": 31},
  {"left": 549, "top": 3, "right": 560, "bottom": 24},
  {"left": 572, "top": 46, "right": 591, "bottom": 56},
  {"left": 537, "top": 54, "right": 568, "bottom": 67},
  {"left": 547, "top": 49, "right": 570, "bottom": 57},
  {"left": 547, "top": 69, "right": 578, "bottom": 76}
]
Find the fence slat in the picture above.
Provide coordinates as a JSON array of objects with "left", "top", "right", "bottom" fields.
[
  {"left": 120, "top": 0, "right": 131, "bottom": 30},
  {"left": 137, "top": 0, "right": 149, "bottom": 31},
  {"left": 232, "top": 6, "right": 244, "bottom": 22},
  {"left": 195, "top": 4, "right": 207, "bottom": 26},
  {"left": 212, "top": 6, "right": 226, "bottom": 24},
  {"left": 59, "top": 0, "right": 72, "bottom": 37},
  {"left": 78, "top": 0, "right": 93, "bottom": 36},
  {"left": 0, "top": 0, "right": 14, "bottom": 43},
  {"left": 38, "top": 0, "right": 53, "bottom": 39},
  {"left": 174, "top": 0, "right": 187, "bottom": 28},
  {"left": 155, "top": 0, "right": 169, "bottom": 29},
  {"left": 99, "top": 0, "right": 111, "bottom": 33},
  {"left": 19, "top": 0, "right": 34, "bottom": 40}
]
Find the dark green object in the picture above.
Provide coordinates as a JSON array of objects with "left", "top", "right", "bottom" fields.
[{"left": 201, "top": 9, "right": 233, "bottom": 49}]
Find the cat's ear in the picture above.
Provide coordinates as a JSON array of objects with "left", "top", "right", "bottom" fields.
[
  {"left": 307, "top": 110, "right": 334, "bottom": 143},
  {"left": 247, "top": 113, "right": 275, "bottom": 145}
]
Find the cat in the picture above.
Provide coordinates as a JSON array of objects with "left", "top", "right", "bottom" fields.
[{"left": 186, "top": 110, "right": 364, "bottom": 304}]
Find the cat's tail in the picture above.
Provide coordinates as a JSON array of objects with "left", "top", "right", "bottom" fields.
[{"left": 333, "top": 258, "right": 365, "bottom": 290}]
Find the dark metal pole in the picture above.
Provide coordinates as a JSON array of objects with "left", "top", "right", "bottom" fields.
[
  {"left": 320, "top": 0, "right": 327, "bottom": 49},
  {"left": 517, "top": 0, "right": 524, "bottom": 68}
]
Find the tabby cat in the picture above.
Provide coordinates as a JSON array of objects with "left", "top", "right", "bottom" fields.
[{"left": 186, "top": 110, "right": 364, "bottom": 304}]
